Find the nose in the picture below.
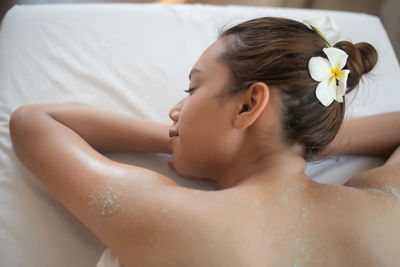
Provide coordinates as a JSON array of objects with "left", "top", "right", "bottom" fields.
[
  {"left": 169, "top": 97, "right": 187, "bottom": 123},
  {"left": 169, "top": 108, "right": 180, "bottom": 122}
]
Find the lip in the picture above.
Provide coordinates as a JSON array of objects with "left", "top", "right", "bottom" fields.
[
  {"left": 169, "top": 128, "right": 179, "bottom": 138},
  {"left": 169, "top": 136, "right": 178, "bottom": 142}
]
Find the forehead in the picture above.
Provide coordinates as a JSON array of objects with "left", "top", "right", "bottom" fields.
[
  {"left": 200, "top": 38, "right": 226, "bottom": 61},
  {"left": 190, "top": 38, "right": 230, "bottom": 80}
]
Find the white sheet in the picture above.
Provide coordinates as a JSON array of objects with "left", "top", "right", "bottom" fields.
[
  {"left": 0, "top": 3, "right": 399, "bottom": 266},
  {"left": 96, "top": 248, "right": 123, "bottom": 267}
]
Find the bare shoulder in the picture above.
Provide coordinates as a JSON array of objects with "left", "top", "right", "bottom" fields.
[
  {"left": 94, "top": 172, "right": 224, "bottom": 267},
  {"left": 317, "top": 175, "right": 400, "bottom": 265},
  {"left": 338, "top": 185, "right": 400, "bottom": 266},
  {"left": 282, "top": 179, "right": 400, "bottom": 266}
]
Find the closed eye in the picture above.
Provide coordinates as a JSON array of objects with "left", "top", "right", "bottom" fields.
[{"left": 184, "top": 88, "right": 196, "bottom": 95}]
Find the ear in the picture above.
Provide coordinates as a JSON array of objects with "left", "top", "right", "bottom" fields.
[{"left": 233, "top": 82, "right": 270, "bottom": 130}]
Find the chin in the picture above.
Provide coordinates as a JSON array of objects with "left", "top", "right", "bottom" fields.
[
  {"left": 173, "top": 159, "right": 207, "bottom": 179},
  {"left": 172, "top": 149, "right": 215, "bottom": 178}
]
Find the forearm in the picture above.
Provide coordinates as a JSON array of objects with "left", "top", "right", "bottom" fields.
[
  {"left": 14, "top": 103, "right": 172, "bottom": 154},
  {"left": 321, "top": 112, "right": 400, "bottom": 158}
]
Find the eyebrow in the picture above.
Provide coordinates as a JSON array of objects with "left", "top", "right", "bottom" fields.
[{"left": 189, "top": 68, "right": 202, "bottom": 81}]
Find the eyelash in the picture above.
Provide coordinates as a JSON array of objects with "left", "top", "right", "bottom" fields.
[{"left": 184, "top": 88, "right": 196, "bottom": 95}]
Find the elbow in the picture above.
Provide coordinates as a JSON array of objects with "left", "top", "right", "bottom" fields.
[
  {"left": 10, "top": 105, "right": 26, "bottom": 130},
  {"left": 9, "top": 104, "right": 42, "bottom": 141},
  {"left": 10, "top": 104, "right": 44, "bottom": 122},
  {"left": 10, "top": 105, "right": 32, "bottom": 129},
  {"left": 9, "top": 105, "right": 29, "bottom": 144}
]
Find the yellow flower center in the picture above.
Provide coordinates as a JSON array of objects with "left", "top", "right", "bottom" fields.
[{"left": 329, "top": 65, "right": 343, "bottom": 85}]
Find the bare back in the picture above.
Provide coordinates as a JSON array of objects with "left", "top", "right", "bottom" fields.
[{"left": 132, "top": 177, "right": 399, "bottom": 267}]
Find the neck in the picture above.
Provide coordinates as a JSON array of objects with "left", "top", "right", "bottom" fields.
[{"left": 214, "top": 148, "right": 307, "bottom": 190}]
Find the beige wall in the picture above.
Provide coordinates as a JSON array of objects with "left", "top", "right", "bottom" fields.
[
  {"left": 185, "top": 0, "right": 307, "bottom": 7},
  {"left": 310, "top": 0, "right": 383, "bottom": 15},
  {"left": 380, "top": 0, "right": 400, "bottom": 61}
]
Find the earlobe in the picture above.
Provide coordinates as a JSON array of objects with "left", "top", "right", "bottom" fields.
[{"left": 233, "top": 82, "right": 270, "bottom": 130}]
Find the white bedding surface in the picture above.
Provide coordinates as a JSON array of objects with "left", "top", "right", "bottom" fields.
[{"left": 0, "top": 3, "right": 399, "bottom": 266}]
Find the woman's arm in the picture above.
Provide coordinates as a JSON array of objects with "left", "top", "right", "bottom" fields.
[
  {"left": 16, "top": 103, "right": 172, "bottom": 154},
  {"left": 9, "top": 103, "right": 211, "bottom": 264},
  {"left": 320, "top": 112, "right": 400, "bottom": 191},
  {"left": 321, "top": 112, "right": 400, "bottom": 159}
]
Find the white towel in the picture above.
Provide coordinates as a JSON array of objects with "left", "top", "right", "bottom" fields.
[{"left": 96, "top": 248, "right": 123, "bottom": 267}]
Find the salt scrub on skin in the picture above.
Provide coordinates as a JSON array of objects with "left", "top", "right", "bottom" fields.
[
  {"left": 292, "top": 239, "right": 310, "bottom": 267},
  {"left": 382, "top": 185, "right": 400, "bottom": 201},
  {"left": 89, "top": 181, "right": 127, "bottom": 216}
]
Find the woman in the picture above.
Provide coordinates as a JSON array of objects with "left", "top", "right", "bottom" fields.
[{"left": 9, "top": 15, "right": 400, "bottom": 266}]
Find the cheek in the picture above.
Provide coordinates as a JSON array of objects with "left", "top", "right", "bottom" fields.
[
  {"left": 179, "top": 100, "right": 217, "bottom": 149},
  {"left": 173, "top": 101, "right": 231, "bottom": 175},
  {"left": 178, "top": 107, "right": 210, "bottom": 159}
]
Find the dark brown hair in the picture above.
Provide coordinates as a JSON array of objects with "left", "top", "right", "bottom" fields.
[{"left": 216, "top": 17, "right": 378, "bottom": 161}]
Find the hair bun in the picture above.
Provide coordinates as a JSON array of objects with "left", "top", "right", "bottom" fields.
[{"left": 334, "top": 41, "right": 378, "bottom": 93}]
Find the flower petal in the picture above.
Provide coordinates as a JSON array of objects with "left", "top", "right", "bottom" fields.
[
  {"left": 320, "top": 15, "right": 341, "bottom": 45},
  {"left": 315, "top": 78, "right": 336, "bottom": 107},
  {"left": 303, "top": 14, "right": 341, "bottom": 45},
  {"left": 308, "top": 56, "right": 332, "bottom": 82},
  {"left": 335, "top": 69, "right": 350, "bottom": 101},
  {"left": 304, "top": 14, "right": 327, "bottom": 30},
  {"left": 323, "top": 47, "right": 348, "bottom": 70}
]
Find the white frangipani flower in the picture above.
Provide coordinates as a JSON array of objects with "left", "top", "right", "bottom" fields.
[
  {"left": 303, "top": 14, "right": 341, "bottom": 46},
  {"left": 308, "top": 47, "right": 350, "bottom": 107}
]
